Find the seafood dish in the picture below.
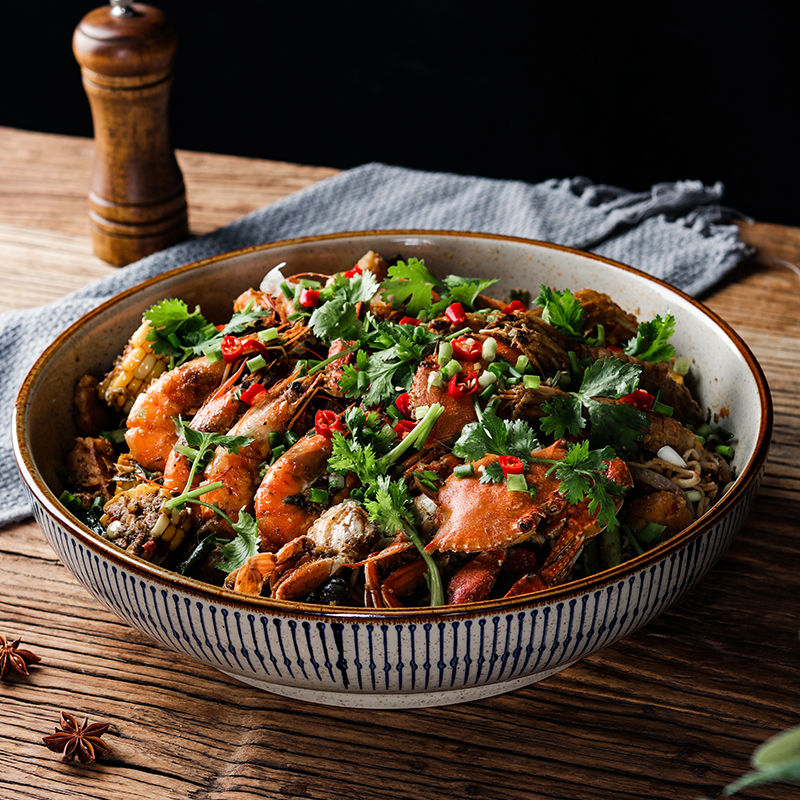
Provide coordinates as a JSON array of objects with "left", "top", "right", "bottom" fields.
[{"left": 60, "top": 250, "right": 736, "bottom": 608}]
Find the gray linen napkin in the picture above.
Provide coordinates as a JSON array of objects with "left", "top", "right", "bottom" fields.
[{"left": 1, "top": 162, "right": 752, "bottom": 526}]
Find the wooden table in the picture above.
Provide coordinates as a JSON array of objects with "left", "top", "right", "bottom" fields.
[{"left": 1, "top": 127, "right": 797, "bottom": 800}]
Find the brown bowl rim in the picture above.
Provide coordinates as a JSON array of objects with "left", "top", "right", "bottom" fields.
[{"left": 13, "top": 229, "right": 773, "bottom": 623}]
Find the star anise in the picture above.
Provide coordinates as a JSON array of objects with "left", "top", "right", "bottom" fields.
[
  {"left": 42, "top": 712, "right": 112, "bottom": 764},
  {"left": 0, "top": 633, "right": 41, "bottom": 680}
]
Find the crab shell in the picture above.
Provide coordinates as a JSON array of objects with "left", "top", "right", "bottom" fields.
[{"left": 426, "top": 442, "right": 631, "bottom": 554}]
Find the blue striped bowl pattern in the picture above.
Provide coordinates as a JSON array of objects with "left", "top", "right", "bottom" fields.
[{"left": 14, "top": 232, "right": 772, "bottom": 708}]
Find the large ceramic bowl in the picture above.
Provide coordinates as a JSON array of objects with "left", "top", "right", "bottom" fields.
[{"left": 14, "top": 231, "right": 771, "bottom": 708}]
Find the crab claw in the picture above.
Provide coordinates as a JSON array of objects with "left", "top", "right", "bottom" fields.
[
  {"left": 447, "top": 549, "right": 506, "bottom": 605},
  {"left": 272, "top": 557, "right": 340, "bottom": 600}
]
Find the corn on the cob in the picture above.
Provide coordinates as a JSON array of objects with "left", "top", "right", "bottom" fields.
[
  {"left": 101, "top": 484, "right": 191, "bottom": 564},
  {"left": 98, "top": 321, "right": 168, "bottom": 413}
]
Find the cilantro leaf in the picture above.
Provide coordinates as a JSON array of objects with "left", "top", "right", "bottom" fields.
[
  {"left": 215, "top": 510, "right": 260, "bottom": 572},
  {"left": 624, "top": 313, "right": 676, "bottom": 363},
  {"left": 539, "top": 358, "right": 646, "bottom": 450},
  {"left": 478, "top": 460, "right": 505, "bottom": 484},
  {"left": 578, "top": 358, "right": 642, "bottom": 400},
  {"left": 363, "top": 475, "right": 416, "bottom": 534},
  {"left": 538, "top": 441, "right": 627, "bottom": 532},
  {"left": 540, "top": 396, "right": 585, "bottom": 440},
  {"left": 309, "top": 295, "right": 361, "bottom": 341},
  {"left": 380, "top": 258, "right": 440, "bottom": 317},
  {"left": 441, "top": 274, "right": 498, "bottom": 308},
  {"left": 453, "top": 406, "right": 540, "bottom": 462},
  {"left": 143, "top": 298, "right": 216, "bottom": 366},
  {"left": 535, "top": 285, "right": 586, "bottom": 339},
  {"left": 328, "top": 432, "right": 380, "bottom": 487}
]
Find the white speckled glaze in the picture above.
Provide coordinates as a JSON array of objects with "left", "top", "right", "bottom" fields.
[{"left": 14, "top": 231, "right": 772, "bottom": 708}]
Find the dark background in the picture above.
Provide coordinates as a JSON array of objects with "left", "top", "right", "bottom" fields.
[{"left": 5, "top": 2, "right": 799, "bottom": 225}]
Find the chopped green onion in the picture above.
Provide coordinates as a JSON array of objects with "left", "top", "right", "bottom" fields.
[
  {"left": 523, "top": 374, "right": 541, "bottom": 389},
  {"left": 308, "top": 488, "right": 329, "bottom": 504},
  {"left": 413, "top": 405, "right": 430, "bottom": 420},
  {"left": 653, "top": 400, "right": 674, "bottom": 417},
  {"left": 280, "top": 281, "right": 294, "bottom": 299},
  {"left": 506, "top": 473, "right": 528, "bottom": 493},
  {"left": 257, "top": 327, "right": 280, "bottom": 343},
  {"left": 637, "top": 522, "right": 667, "bottom": 544},
  {"left": 514, "top": 354, "right": 529, "bottom": 373},
  {"left": 427, "top": 371, "right": 443, "bottom": 390},
  {"left": 246, "top": 354, "right": 266, "bottom": 373},
  {"left": 453, "top": 464, "right": 474, "bottom": 478},
  {"left": 594, "top": 324, "right": 605, "bottom": 346},
  {"left": 479, "top": 385, "right": 496, "bottom": 401},
  {"left": 386, "top": 404, "right": 402, "bottom": 421},
  {"left": 478, "top": 370, "right": 497, "bottom": 387},
  {"left": 506, "top": 376, "right": 520, "bottom": 386},
  {"left": 488, "top": 361, "right": 510, "bottom": 375},
  {"left": 693, "top": 434, "right": 706, "bottom": 445},
  {"left": 685, "top": 489, "right": 703, "bottom": 503},
  {"left": 568, "top": 350, "right": 580, "bottom": 375},
  {"left": 481, "top": 337, "right": 497, "bottom": 361},
  {"left": 285, "top": 431, "right": 300, "bottom": 447},
  {"left": 441, "top": 359, "right": 461, "bottom": 379},
  {"left": 270, "top": 445, "right": 285, "bottom": 460},
  {"left": 268, "top": 431, "right": 282, "bottom": 448},
  {"left": 695, "top": 423, "right": 712, "bottom": 438},
  {"left": 716, "top": 444, "right": 734, "bottom": 458},
  {"left": 437, "top": 341, "right": 453, "bottom": 366},
  {"left": 673, "top": 356, "right": 691, "bottom": 375}
]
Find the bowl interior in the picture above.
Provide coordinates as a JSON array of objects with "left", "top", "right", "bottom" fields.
[{"left": 17, "top": 231, "right": 766, "bottom": 593}]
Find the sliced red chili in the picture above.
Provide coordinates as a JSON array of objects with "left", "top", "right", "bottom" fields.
[
  {"left": 299, "top": 287, "right": 320, "bottom": 308},
  {"left": 344, "top": 264, "right": 362, "bottom": 278},
  {"left": 398, "top": 316, "right": 420, "bottom": 326},
  {"left": 395, "top": 392, "right": 411, "bottom": 418},
  {"left": 608, "top": 345, "right": 623, "bottom": 352},
  {"left": 394, "top": 419, "right": 417, "bottom": 438},
  {"left": 444, "top": 302, "right": 466, "bottom": 325},
  {"left": 451, "top": 336, "right": 482, "bottom": 362},
  {"left": 447, "top": 371, "right": 479, "bottom": 398},
  {"left": 215, "top": 324, "right": 226, "bottom": 331},
  {"left": 502, "top": 300, "right": 526, "bottom": 314},
  {"left": 220, "top": 335, "right": 244, "bottom": 362},
  {"left": 240, "top": 339, "right": 270, "bottom": 358},
  {"left": 240, "top": 382, "right": 267, "bottom": 406},
  {"left": 314, "top": 409, "right": 345, "bottom": 439},
  {"left": 498, "top": 455, "right": 525, "bottom": 475},
  {"left": 619, "top": 388, "right": 655, "bottom": 411}
]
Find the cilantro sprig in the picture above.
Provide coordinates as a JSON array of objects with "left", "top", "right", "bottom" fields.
[
  {"left": 532, "top": 441, "right": 627, "bottom": 532},
  {"left": 379, "top": 257, "right": 498, "bottom": 321},
  {"left": 308, "top": 270, "right": 379, "bottom": 342},
  {"left": 327, "top": 404, "right": 445, "bottom": 605},
  {"left": 535, "top": 285, "right": 586, "bottom": 340},
  {"left": 624, "top": 313, "right": 676, "bottom": 363},
  {"left": 540, "top": 358, "right": 647, "bottom": 450},
  {"left": 143, "top": 299, "right": 217, "bottom": 367},
  {"left": 453, "top": 404, "right": 540, "bottom": 464},
  {"left": 338, "top": 317, "right": 438, "bottom": 406}
]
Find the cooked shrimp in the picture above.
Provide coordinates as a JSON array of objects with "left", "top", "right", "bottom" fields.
[
  {"left": 255, "top": 431, "right": 333, "bottom": 551},
  {"left": 161, "top": 363, "right": 246, "bottom": 493},
  {"left": 198, "top": 373, "right": 320, "bottom": 533},
  {"left": 124, "top": 356, "right": 227, "bottom": 472}
]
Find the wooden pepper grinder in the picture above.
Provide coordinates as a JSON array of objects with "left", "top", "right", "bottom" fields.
[{"left": 73, "top": 0, "right": 189, "bottom": 266}]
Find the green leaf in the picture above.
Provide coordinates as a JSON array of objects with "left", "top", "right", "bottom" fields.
[
  {"left": 535, "top": 285, "right": 585, "bottom": 339},
  {"left": 215, "top": 510, "right": 260, "bottom": 572},
  {"left": 441, "top": 274, "right": 498, "bottom": 308},
  {"left": 752, "top": 725, "right": 800, "bottom": 769},
  {"left": 577, "top": 358, "right": 642, "bottom": 401},
  {"left": 479, "top": 460, "right": 505, "bottom": 484},
  {"left": 363, "top": 475, "right": 415, "bottom": 535},
  {"left": 309, "top": 295, "right": 361, "bottom": 342},
  {"left": 453, "top": 406, "right": 540, "bottom": 462},
  {"left": 586, "top": 400, "right": 647, "bottom": 450},
  {"left": 143, "top": 298, "right": 215, "bottom": 364},
  {"left": 624, "top": 313, "right": 676, "bottom": 363},
  {"left": 540, "top": 396, "right": 585, "bottom": 440},
  {"left": 380, "top": 257, "right": 440, "bottom": 317},
  {"left": 723, "top": 761, "right": 800, "bottom": 795}
]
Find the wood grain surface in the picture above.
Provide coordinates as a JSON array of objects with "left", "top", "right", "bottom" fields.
[{"left": 0, "top": 126, "right": 797, "bottom": 800}]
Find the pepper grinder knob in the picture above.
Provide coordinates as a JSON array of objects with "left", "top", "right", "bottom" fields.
[{"left": 73, "top": 2, "right": 189, "bottom": 266}]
